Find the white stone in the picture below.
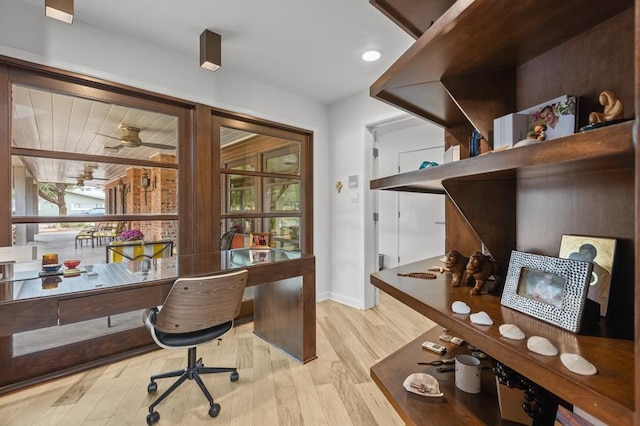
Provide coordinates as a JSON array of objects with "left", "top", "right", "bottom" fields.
[
  {"left": 470, "top": 311, "right": 493, "bottom": 325},
  {"left": 403, "top": 373, "right": 443, "bottom": 397},
  {"left": 451, "top": 301, "right": 471, "bottom": 314},
  {"left": 499, "top": 324, "right": 526, "bottom": 340},
  {"left": 560, "top": 353, "right": 597, "bottom": 376},
  {"left": 527, "top": 336, "right": 558, "bottom": 356}
]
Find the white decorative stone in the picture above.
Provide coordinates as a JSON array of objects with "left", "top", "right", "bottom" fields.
[
  {"left": 527, "top": 336, "right": 558, "bottom": 356},
  {"left": 403, "top": 373, "right": 443, "bottom": 397},
  {"left": 499, "top": 324, "right": 526, "bottom": 340},
  {"left": 470, "top": 311, "right": 493, "bottom": 325},
  {"left": 451, "top": 301, "right": 471, "bottom": 314},
  {"left": 560, "top": 353, "right": 597, "bottom": 376}
]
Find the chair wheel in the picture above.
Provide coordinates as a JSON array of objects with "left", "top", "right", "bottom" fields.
[
  {"left": 209, "top": 403, "right": 221, "bottom": 417},
  {"left": 146, "top": 411, "right": 160, "bottom": 425},
  {"left": 147, "top": 382, "right": 157, "bottom": 393},
  {"left": 230, "top": 371, "right": 239, "bottom": 382}
]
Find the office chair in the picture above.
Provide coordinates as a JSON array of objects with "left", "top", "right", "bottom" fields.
[
  {"left": 220, "top": 229, "right": 236, "bottom": 250},
  {"left": 143, "top": 269, "right": 249, "bottom": 425}
]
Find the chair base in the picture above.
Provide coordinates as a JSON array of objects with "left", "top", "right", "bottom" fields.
[{"left": 146, "top": 346, "right": 238, "bottom": 425}]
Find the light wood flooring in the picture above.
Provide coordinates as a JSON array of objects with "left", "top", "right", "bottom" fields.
[{"left": 0, "top": 292, "right": 435, "bottom": 425}]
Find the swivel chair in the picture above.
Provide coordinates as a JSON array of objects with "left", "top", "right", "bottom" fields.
[
  {"left": 220, "top": 229, "right": 236, "bottom": 250},
  {"left": 143, "top": 269, "right": 248, "bottom": 425}
]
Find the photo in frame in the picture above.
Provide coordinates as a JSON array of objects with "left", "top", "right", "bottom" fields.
[
  {"left": 518, "top": 95, "right": 577, "bottom": 140},
  {"left": 501, "top": 251, "right": 593, "bottom": 333},
  {"left": 249, "top": 249, "right": 271, "bottom": 263},
  {"left": 249, "top": 232, "right": 271, "bottom": 249},
  {"left": 558, "top": 235, "right": 616, "bottom": 317}
]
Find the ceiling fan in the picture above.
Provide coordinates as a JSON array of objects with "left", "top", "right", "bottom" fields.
[
  {"left": 98, "top": 125, "right": 176, "bottom": 151},
  {"left": 66, "top": 164, "right": 109, "bottom": 186}
]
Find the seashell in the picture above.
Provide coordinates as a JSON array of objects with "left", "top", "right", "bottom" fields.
[
  {"left": 451, "top": 301, "right": 471, "bottom": 314},
  {"left": 560, "top": 353, "right": 597, "bottom": 376},
  {"left": 402, "top": 373, "right": 443, "bottom": 397},
  {"left": 527, "top": 336, "right": 558, "bottom": 356},
  {"left": 470, "top": 311, "right": 493, "bottom": 325},
  {"left": 499, "top": 324, "right": 525, "bottom": 340}
]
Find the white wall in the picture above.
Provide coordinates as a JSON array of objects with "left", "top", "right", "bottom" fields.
[
  {"left": 327, "top": 91, "right": 406, "bottom": 308},
  {"left": 0, "top": 1, "right": 332, "bottom": 298}
]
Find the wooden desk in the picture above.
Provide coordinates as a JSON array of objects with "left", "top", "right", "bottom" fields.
[{"left": 0, "top": 249, "right": 315, "bottom": 393}]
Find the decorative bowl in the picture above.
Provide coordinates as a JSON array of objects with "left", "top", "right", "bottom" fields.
[
  {"left": 42, "top": 264, "right": 62, "bottom": 273},
  {"left": 63, "top": 259, "right": 81, "bottom": 269}
]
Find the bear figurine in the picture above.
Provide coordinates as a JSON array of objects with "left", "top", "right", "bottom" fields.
[
  {"left": 466, "top": 252, "right": 500, "bottom": 295},
  {"left": 443, "top": 250, "right": 469, "bottom": 287}
]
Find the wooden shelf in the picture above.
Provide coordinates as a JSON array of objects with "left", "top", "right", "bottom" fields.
[
  {"left": 371, "top": 326, "right": 507, "bottom": 425},
  {"left": 370, "top": 257, "right": 634, "bottom": 426},
  {"left": 370, "top": 0, "right": 633, "bottom": 130},
  {"left": 370, "top": 121, "right": 634, "bottom": 193},
  {"left": 369, "top": 0, "right": 456, "bottom": 39}
]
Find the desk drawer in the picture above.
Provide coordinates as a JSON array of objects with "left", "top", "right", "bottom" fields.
[{"left": 59, "top": 284, "right": 172, "bottom": 325}]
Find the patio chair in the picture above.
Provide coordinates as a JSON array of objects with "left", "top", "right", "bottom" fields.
[{"left": 75, "top": 227, "right": 98, "bottom": 248}]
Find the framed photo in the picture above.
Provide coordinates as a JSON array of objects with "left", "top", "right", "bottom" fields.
[
  {"left": 518, "top": 95, "right": 577, "bottom": 140},
  {"left": 249, "top": 232, "right": 271, "bottom": 249},
  {"left": 249, "top": 249, "right": 271, "bottom": 263},
  {"left": 501, "top": 251, "right": 593, "bottom": 333},
  {"left": 559, "top": 235, "right": 616, "bottom": 317}
]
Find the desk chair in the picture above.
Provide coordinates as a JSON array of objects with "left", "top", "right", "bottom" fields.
[
  {"left": 143, "top": 269, "right": 248, "bottom": 425},
  {"left": 220, "top": 229, "right": 235, "bottom": 250}
]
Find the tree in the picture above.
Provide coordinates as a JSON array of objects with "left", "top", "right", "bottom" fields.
[{"left": 38, "top": 183, "right": 71, "bottom": 216}]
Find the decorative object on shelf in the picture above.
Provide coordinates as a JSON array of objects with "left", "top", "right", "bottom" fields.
[
  {"left": 527, "top": 336, "right": 558, "bottom": 356},
  {"left": 588, "top": 90, "right": 624, "bottom": 125},
  {"left": 560, "top": 353, "right": 597, "bottom": 376},
  {"left": 469, "top": 129, "right": 482, "bottom": 157},
  {"left": 396, "top": 272, "right": 436, "bottom": 279},
  {"left": 494, "top": 361, "right": 559, "bottom": 424},
  {"left": 442, "top": 250, "right": 468, "bottom": 287},
  {"left": 500, "top": 251, "right": 592, "bottom": 333},
  {"left": 41, "top": 263, "right": 62, "bottom": 273},
  {"left": 120, "top": 229, "right": 144, "bottom": 241},
  {"left": 520, "top": 95, "right": 577, "bottom": 141},
  {"left": 249, "top": 232, "right": 271, "bottom": 248},
  {"left": 418, "top": 161, "right": 438, "bottom": 169},
  {"left": 558, "top": 234, "right": 617, "bottom": 317},
  {"left": 402, "top": 373, "right": 443, "bottom": 397},
  {"left": 499, "top": 324, "right": 525, "bottom": 340},
  {"left": 466, "top": 251, "right": 500, "bottom": 295},
  {"left": 451, "top": 300, "right": 471, "bottom": 314},
  {"left": 469, "top": 311, "right": 493, "bottom": 325},
  {"left": 249, "top": 249, "right": 271, "bottom": 263},
  {"left": 454, "top": 354, "right": 482, "bottom": 394},
  {"left": 42, "top": 253, "right": 59, "bottom": 265}
]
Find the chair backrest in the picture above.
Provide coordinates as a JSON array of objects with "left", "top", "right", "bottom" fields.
[
  {"left": 154, "top": 269, "right": 249, "bottom": 333},
  {"left": 220, "top": 229, "right": 236, "bottom": 250}
]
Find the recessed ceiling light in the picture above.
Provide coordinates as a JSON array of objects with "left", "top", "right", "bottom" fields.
[{"left": 362, "top": 50, "right": 382, "bottom": 62}]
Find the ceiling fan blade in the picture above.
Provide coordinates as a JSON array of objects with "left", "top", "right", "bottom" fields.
[
  {"left": 104, "top": 144, "right": 122, "bottom": 151},
  {"left": 140, "top": 142, "right": 176, "bottom": 150},
  {"left": 95, "top": 132, "right": 121, "bottom": 141}
]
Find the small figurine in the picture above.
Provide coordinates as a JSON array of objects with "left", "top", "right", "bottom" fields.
[
  {"left": 588, "top": 90, "right": 624, "bottom": 124},
  {"left": 442, "top": 250, "right": 469, "bottom": 287},
  {"left": 466, "top": 252, "right": 499, "bottom": 295}
]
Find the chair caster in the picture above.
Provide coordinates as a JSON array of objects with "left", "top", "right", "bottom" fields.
[
  {"left": 147, "top": 381, "right": 157, "bottom": 393},
  {"left": 230, "top": 371, "right": 239, "bottom": 382},
  {"left": 209, "top": 403, "right": 221, "bottom": 417},
  {"left": 146, "top": 410, "right": 160, "bottom": 425}
]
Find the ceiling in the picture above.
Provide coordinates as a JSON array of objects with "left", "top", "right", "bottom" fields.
[{"left": 20, "top": 0, "right": 414, "bottom": 105}]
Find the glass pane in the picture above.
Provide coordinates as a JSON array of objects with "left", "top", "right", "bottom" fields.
[
  {"left": 265, "top": 178, "right": 300, "bottom": 212},
  {"left": 12, "top": 85, "right": 178, "bottom": 163},
  {"left": 269, "top": 217, "right": 300, "bottom": 251},
  {"left": 11, "top": 157, "right": 178, "bottom": 217},
  {"left": 263, "top": 144, "right": 300, "bottom": 176},
  {"left": 226, "top": 175, "right": 258, "bottom": 212}
]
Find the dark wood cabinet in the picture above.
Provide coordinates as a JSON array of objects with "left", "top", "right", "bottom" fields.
[{"left": 368, "top": 1, "right": 637, "bottom": 424}]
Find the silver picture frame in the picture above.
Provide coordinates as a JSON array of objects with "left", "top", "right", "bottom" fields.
[{"left": 500, "top": 251, "right": 593, "bottom": 333}]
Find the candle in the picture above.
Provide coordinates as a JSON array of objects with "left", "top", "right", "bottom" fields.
[{"left": 42, "top": 253, "right": 58, "bottom": 265}]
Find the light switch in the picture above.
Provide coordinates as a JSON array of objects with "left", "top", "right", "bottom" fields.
[{"left": 350, "top": 191, "right": 359, "bottom": 203}]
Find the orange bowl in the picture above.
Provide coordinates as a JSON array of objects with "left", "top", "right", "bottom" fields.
[{"left": 63, "top": 259, "right": 81, "bottom": 269}]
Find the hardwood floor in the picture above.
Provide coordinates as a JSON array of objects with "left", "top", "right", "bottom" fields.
[{"left": 0, "top": 292, "right": 435, "bottom": 425}]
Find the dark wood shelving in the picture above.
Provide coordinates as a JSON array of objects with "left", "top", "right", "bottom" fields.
[
  {"left": 369, "top": 0, "right": 456, "bottom": 39},
  {"left": 371, "top": 258, "right": 634, "bottom": 426},
  {"left": 370, "top": 121, "right": 634, "bottom": 194}
]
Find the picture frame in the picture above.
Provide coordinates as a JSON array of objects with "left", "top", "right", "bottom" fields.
[
  {"left": 500, "top": 251, "right": 593, "bottom": 333},
  {"left": 559, "top": 235, "right": 616, "bottom": 317},
  {"left": 518, "top": 95, "right": 577, "bottom": 140},
  {"left": 249, "top": 249, "right": 271, "bottom": 263},
  {"left": 249, "top": 232, "right": 271, "bottom": 249}
]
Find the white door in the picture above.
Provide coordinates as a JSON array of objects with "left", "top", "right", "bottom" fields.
[
  {"left": 398, "top": 148, "right": 445, "bottom": 265},
  {"left": 373, "top": 117, "right": 445, "bottom": 269}
]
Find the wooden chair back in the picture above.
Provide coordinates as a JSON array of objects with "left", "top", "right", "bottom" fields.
[
  {"left": 220, "top": 230, "right": 236, "bottom": 250},
  {"left": 154, "top": 270, "right": 248, "bottom": 333}
]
